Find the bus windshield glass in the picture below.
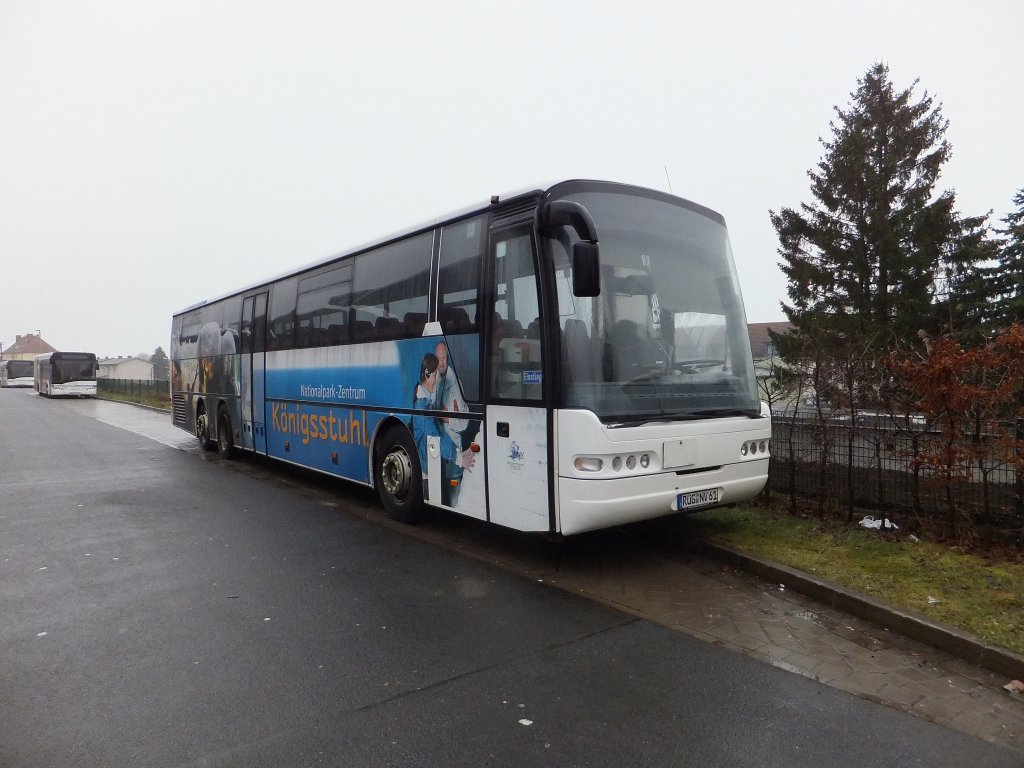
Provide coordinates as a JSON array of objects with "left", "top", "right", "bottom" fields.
[
  {"left": 52, "top": 354, "right": 98, "bottom": 384},
  {"left": 7, "top": 360, "right": 34, "bottom": 379},
  {"left": 547, "top": 185, "right": 759, "bottom": 424}
]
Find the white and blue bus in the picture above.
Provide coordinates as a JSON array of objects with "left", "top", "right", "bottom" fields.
[
  {"left": 171, "top": 180, "right": 770, "bottom": 535},
  {"left": 34, "top": 352, "right": 99, "bottom": 397},
  {"left": 0, "top": 359, "right": 35, "bottom": 387}
]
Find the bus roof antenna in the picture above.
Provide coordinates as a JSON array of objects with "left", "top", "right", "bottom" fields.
[{"left": 664, "top": 166, "right": 674, "bottom": 194}]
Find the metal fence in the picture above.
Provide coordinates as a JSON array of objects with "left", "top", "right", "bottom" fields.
[
  {"left": 97, "top": 378, "right": 170, "bottom": 403},
  {"left": 768, "top": 414, "right": 1024, "bottom": 545}
]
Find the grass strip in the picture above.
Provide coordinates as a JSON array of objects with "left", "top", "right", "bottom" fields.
[{"left": 688, "top": 505, "right": 1024, "bottom": 656}]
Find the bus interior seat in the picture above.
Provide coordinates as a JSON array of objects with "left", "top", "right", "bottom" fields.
[
  {"left": 328, "top": 323, "right": 347, "bottom": 344},
  {"left": 402, "top": 312, "right": 426, "bottom": 336},
  {"left": 526, "top": 318, "right": 540, "bottom": 339},
  {"left": 563, "top": 319, "right": 597, "bottom": 381},
  {"left": 375, "top": 316, "right": 401, "bottom": 336},
  {"left": 352, "top": 320, "right": 374, "bottom": 341},
  {"left": 442, "top": 306, "right": 472, "bottom": 334},
  {"left": 491, "top": 312, "right": 508, "bottom": 346}
]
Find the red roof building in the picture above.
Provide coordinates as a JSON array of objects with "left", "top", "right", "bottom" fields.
[
  {"left": 747, "top": 322, "right": 792, "bottom": 360},
  {"left": 1, "top": 333, "right": 58, "bottom": 361}
]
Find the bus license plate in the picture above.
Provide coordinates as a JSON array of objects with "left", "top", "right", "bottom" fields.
[{"left": 677, "top": 488, "right": 720, "bottom": 511}]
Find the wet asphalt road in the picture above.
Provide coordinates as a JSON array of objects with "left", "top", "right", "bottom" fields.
[{"left": 0, "top": 389, "right": 1020, "bottom": 767}]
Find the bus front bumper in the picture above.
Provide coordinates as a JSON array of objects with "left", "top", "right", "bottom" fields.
[{"left": 556, "top": 459, "right": 768, "bottom": 536}]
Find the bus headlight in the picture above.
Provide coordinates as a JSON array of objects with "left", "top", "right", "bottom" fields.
[
  {"left": 740, "top": 443, "right": 748, "bottom": 456},
  {"left": 612, "top": 456, "right": 622, "bottom": 472},
  {"left": 574, "top": 457, "right": 603, "bottom": 472},
  {"left": 640, "top": 454, "right": 650, "bottom": 469}
]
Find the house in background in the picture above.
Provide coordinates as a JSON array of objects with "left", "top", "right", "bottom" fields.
[
  {"left": 97, "top": 356, "right": 154, "bottom": 381},
  {"left": 747, "top": 322, "right": 792, "bottom": 361},
  {"left": 747, "top": 321, "right": 799, "bottom": 413},
  {"left": 0, "top": 333, "right": 58, "bottom": 361}
]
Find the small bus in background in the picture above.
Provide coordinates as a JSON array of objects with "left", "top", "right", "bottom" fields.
[
  {"left": 171, "top": 179, "right": 771, "bottom": 536},
  {"left": 0, "top": 359, "right": 35, "bottom": 387},
  {"left": 34, "top": 352, "right": 99, "bottom": 397}
]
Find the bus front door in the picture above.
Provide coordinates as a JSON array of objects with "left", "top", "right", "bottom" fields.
[
  {"left": 239, "top": 292, "right": 268, "bottom": 453},
  {"left": 484, "top": 227, "right": 551, "bottom": 532}
]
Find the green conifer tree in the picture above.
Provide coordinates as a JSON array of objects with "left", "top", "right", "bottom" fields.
[
  {"left": 988, "top": 188, "right": 1024, "bottom": 329},
  {"left": 771, "top": 62, "right": 989, "bottom": 354},
  {"left": 151, "top": 346, "right": 170, "bottom": 381}
]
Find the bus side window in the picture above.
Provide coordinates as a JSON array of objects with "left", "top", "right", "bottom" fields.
[
  {"left": 267, "top": 278, "right": 298, "bottom": 351},
  {"left": 352, "top": 233, "right": 431, "bottom": 339},
  {"left": 253, "top": 293, "right": 268, "bottom": 353},
  {"left": 240, "top": 297, "right": 254, "bottom": 354},
  {"left": 438, "top": 215, "right": 485, "bottom": 402}
]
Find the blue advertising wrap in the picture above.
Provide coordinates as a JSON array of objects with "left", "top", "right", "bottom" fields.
[{"left": 262, "top": 336, "right": 482, "bottom": 494}]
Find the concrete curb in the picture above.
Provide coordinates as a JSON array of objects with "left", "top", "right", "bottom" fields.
[
  {"left": 687, "top": 538, "right": 1024, "bottom": 682},
  {"left": 95, "top": 395, "right": 171, "bottom": 415}
]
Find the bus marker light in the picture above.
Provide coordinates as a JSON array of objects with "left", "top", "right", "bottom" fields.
[
  {"left": 450, "top": 479, "right": 460, "bottom": 487},
  {"left": 470, "top": 443, "right": 480, "bottom": 452},
  {"left": 331, "top": 451, "right": 339, "bottom": 464}
]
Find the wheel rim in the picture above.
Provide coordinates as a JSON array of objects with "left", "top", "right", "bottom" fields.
[
  {"left": 197, "top": 409, "right": 208, "bottom": 442},
  {"left": 381, "top": 446, "right": 413, "bottom": 500}
]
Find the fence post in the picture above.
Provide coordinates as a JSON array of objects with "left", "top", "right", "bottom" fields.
[{"left": 1016, "top": 417, "right": 1023, "bottom": 548}]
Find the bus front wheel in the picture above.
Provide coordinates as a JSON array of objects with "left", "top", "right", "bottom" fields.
[
  {"left": 217, "top": 407, "right": 236, "bottom": 460},
  {"left": 376, "top": 427, "right": 425, "bottom": 524}
]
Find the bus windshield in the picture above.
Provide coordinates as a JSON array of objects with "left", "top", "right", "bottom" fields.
[
  {"left": 6, "top": 360, "right": 34, "bottom": 378},
  {"left": 52, "top": 354, "right": 98, "bottom": 384},
  {"left": 547, "top": 185, "right": 760, "bottom": 424}
]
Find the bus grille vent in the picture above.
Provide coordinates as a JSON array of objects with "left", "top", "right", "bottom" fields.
[
  {"left": 490, "top": 196, "right": 540, "bottom": 228},
  {"left": 172, "top": 393, "right": 187, "bottom": 426}
]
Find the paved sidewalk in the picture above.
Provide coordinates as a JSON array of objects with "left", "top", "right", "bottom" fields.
[{"left": 348, "top": 508, "right": 1024, "bottom": 755}]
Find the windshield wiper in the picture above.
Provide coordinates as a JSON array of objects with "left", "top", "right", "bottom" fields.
[
  {"left": 605, "top": 413, "right": 702, "bottom": 427},
  {"left": 604, "top": 408, "right": 761, "bottom": 428},
  {"left": 689, "top": 407, "right": 762, "bottom": 418}
]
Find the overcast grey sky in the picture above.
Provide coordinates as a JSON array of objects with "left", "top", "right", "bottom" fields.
[{"left": 2, "top": 0, "right": 1021, "bottom": 357}]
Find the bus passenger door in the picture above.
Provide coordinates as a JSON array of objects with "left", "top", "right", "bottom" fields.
[
  {"left": 485, "top": 227, "right": 551, "bottom": 532},
  {"left": 240, "top": 292, "right": 268, "bottom": 453}
]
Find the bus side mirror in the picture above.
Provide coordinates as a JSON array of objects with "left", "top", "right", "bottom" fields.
[{"left": 572, "top": 241, "right": 600, "bottom": 297}]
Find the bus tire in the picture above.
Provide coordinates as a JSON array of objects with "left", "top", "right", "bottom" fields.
[
  {"left": 217, "top": 407, "right": 236, "bottom": 460},
  {"left": 196, "top": 403, "right": 215, "bottom": 451},
  {"left": 376, "top": 426, "right": 425, "bottom": 524}
]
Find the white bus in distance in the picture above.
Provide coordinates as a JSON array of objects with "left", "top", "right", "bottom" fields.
[
  {"left": 0, "top": 359, "right": 35, "bottom": 387},
  {"left": 34, "top": 352, "right": 99, "bottom": 397}
]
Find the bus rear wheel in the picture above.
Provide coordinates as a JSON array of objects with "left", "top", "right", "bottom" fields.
[
  {"left": 376, "top": 426, "right": 425, "bottom": 524},
  {"left": 196, "top": 404, "right": 215, "bottom": 451},
  {"left": 217, "top": 407, "right": 236, "bottom": 459}
]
